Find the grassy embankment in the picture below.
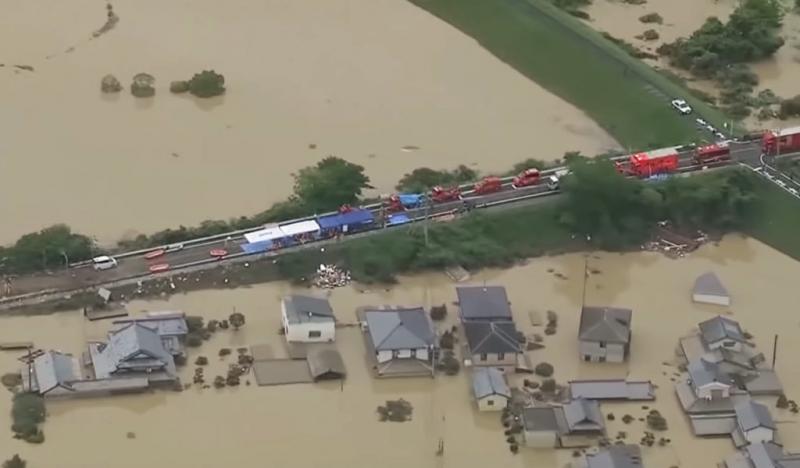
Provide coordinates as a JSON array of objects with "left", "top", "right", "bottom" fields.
[
  {"left": 406, "top": 0, "right": 733, "bottom": 148},
  {"left": 743, "top": 178, "right": 800, "bottom": 260}
]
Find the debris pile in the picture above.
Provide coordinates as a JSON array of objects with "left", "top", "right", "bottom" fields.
[
  {"left": 313, "top": 264, "right": 351, "bottom": 289},
  {"left": 642, "top": 222, "right": 708, "bottom": 258}
]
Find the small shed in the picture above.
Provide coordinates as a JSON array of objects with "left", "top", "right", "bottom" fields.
[
  {"left": 307, "top": 348, "right": 346, "bottom": 381},
  {"left": 692, "top": 272, "right": 730, "bottom": 306},
  {"left": 472, "top": 367, "right": 510, "bottom": 411}
]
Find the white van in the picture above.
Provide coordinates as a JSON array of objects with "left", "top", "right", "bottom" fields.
[{"left": 92, "top": 256, "right": 118, "bottom": 271}]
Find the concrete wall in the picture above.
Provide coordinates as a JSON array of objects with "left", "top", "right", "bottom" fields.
[
  {"left": 471, "top": 352, "right": 517, "bottom": 369},
  {"left": 523, "top": 430, "right": 557, "bottom": 448},
  {"left": 579, "top": 341, "right": 626, "bottom": 363},
  {"left": 477, "top": 395, "right": 508, "bottom": 412},
  {"left": 693, "top": 293, "right": 731, "bottom": 307}
]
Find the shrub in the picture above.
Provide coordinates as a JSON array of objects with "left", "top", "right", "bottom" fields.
[
  {"left": 1, "top": 372, "right": 22, "bottom": 389},
  {"left": 641, "top": 29, "right": 660, "bottom": 41},
  {"left": 229, "top": 312, "right": 246, "bottom": 330},
  {"left": 646, "top": 410, "right": 668, "bottom": 431},
  {"left": 195, "top": 356, "right": 209, "bottom": 366},
  {"left": 430, "top": 304, "right": 447, "bottom": 321},
  {"left": 439, "top": 330, "right": 455, "bottom": 350},
  {"left": 173, "top": 354, "right": 187, "bottom": 366},
  {"left": 207, "top": 320, "right": 219, "bottom": 332},
  {"left": 11, "top": 393, "right": 45, "bottom": 441},
  {"left": 777, "top": 394, "right": 790, "bottom": 409},
  {"left": 639, "top": 12, "right": 663, "bottom": 24},
  {"left": 186, "top": 332, "right": 203, "bottom": 348},
  {"left": 169, "top": 80, "right": 189, "bottom": 93},
  {"left": 439, "top": 351, "right": 460, "bottom": 375},
  {"left": 534, "top": 362, "right": 555, "bottom": 377},
  {"left": 186, "top": 316, "right": 205, "bottom": 333},
  {"left": 541, "top": 378, "right": 557, "bottom": 392},
  {"left": 780, "top": 95, "right": 800, "bottom": 118},
  {"left": 219, "top": 348, "right": 232, "bottom": 357},
  {"left": 3, "top": 454, "right": 26, "bottom": 468},
  {"left": 188, "top": 70, "right": 225, "bottom": 98}
]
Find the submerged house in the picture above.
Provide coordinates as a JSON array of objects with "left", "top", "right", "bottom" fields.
[
  {"left": 699, "top": 316, "right": 747, "bottom": 352},
  {"left": 586, "top": 444, "right": 644, "bottom": 468},
  {"left": 281, "top": 294, "right": 336, "bottom": 343},
  {"left": 732, "top": 399, "right": 778, "bottom": 448},
  {"left": 456, "top": 285, "right": 513, "bottom": 322},
  {"left": 722, "top": 442, "right": 800, "bottom": 468},
  {"left": 111, "top": 311, "right": 188, "bottom": 356},
  {"left": 522, "top": 399, "right": 606, "bottom": 449},
  {"left": 463, "top": 321, "right": 522, "bottom": 370},
  {"left": 88, "top": 322, "right": 178, "bottom": 385},
  {"left": 22, "top": 351, "right": 81, "bottom": 397},
  {"left": 362, "top": 307, "right": 437, "bottom": 378},
  {"left": 693, "top": 272, "right": 731, "bottom": 306},
  {"left": 471, "top": 367, "right": 511, "bottom": 411},
  {"left": 578, "top": 306, "right": 632, "bottom": 363}
]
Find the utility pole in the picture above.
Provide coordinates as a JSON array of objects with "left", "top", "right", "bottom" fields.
[
  {"left": 581, "top": 254, "right": 589, "bottom": 308},
  {"left": 60, "top": 250, "right": 69, "bottom": 273},
  {"left": 772, "top": 334, "right": 778, "bottom": 369},
  {"left": 423, "top": 196, "right": 431, "bottom": 247}
]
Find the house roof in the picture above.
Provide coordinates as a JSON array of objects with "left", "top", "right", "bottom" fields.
[
  {"left": 456, "top": 286, "right": 512, "bottom": 321},
  {"left": 735, "top": 400, "right": 776, "bottom": 431},
  {"left": 587, "top": 444, "right": 644, "bottom": 468},
  {"left": 33, "top": 351, "right": 77, "bottom": 393},
  {"left": 579, "top": 307, "right": 632, "bottom": 344},
  {"left": 472, "top": 367, "right": 511, "bottom": 400},
  {"left": 693, "top": 272, "right": 729, "bottom": 298},
  {"left": 463, "top": 321, "right": 521, "bottom": 355},
  {"left": 568, "top": 379, "right": 655, "bottom": 401},
  {"left": 746, "top": 442, "right": 786, "bottom": 468},
  {"left": 283, "top": 295, "right": 335, "bottom": 324},
  {"left": 92, "top": 323, "right": 174, "bottom": 379},
  {"left": 687, "top": 358, "right": 732, "bottom": 389},
  {"left": 563, "top": 398, "right": 605, "bottom": 431},
  {"left": 111, "top": 313, "right": 188, "bottom": 336},
  {"left": 364, "top": 308, "right": 435, "bottom": 351},
  {"left": 307, "top": 348, "right": 346, "bottom": 380},
  {"left": 522, "top": 407, "right": 561, "bottom": 432},
  {"left": 699, "top": 315, "right": 745, "bottom": 344}
]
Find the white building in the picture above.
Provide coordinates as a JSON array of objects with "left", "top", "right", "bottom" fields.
[
  {"left": 281, "top": 295, "right": 336, "bottom": 343},
  {"left": 472, "top": 367, "right": 510, "bottom": 411},
  {"left": 692, "top": 272, "right": 731, "bottom": 306}
]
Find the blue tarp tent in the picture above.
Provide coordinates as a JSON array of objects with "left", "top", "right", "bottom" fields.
[
  {"left": 398, "top": 193, "right": 424, "bottom": 208},
  {"left": 317, "top": 209, "right": 374, "bottom": 230},
  {"left": 387, "top": 213, "right": 411, "bottom": 225},
  {"left": 240, "top": 241, "right": 271, "bottom": 254}
]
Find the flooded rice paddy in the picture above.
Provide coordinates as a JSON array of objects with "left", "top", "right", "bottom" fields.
[
  {"left": 2, "top": 235, "right": 799, "bottom": 467},
  {"left": 0, "top": 0, "right": 617, "bottom": 245}
]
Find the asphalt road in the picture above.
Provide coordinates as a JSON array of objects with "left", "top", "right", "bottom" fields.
[{"left": 0, "top": 142, "right": 765, "bottom": 299}]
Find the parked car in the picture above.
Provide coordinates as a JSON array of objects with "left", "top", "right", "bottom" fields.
[
  {"left": 164, "top": 243, "right": 184, "bottom": 253},
  {"left": 715, "top": 132, "right": 726, "bottom": 140},
  {"left": 671, "top": 99, "right": 692, "bottom": 115},
  {"left": 695, "top": 118, "right": 708, "bottom": 127},
  {"left": 92, "top": 256, "right": 118, "bottom": 271}
]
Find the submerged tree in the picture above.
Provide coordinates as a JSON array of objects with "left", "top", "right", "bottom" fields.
[
  {"left": 3, "top": 455, "right": 26, "bottom": 468},
  {"left": 229, "top": 312, "right": 246, "bottom": 330},
  {"left": 188, "top": 70, "right": 225, "bottom": 98}
]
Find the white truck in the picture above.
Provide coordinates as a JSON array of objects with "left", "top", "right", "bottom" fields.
[{"left": 546, "top": 169, "right": 569, "bottom": 190}]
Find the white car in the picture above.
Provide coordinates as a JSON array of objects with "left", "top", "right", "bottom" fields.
[
  {"left": 164, "top": 243, "right": 184, "bottom": 253},
  {"left": 91, "top": 256, "right": 118, "bottom": 271},
  {"left": 695, "top": 118, "right": 707, "bottom": 127},
  {"left": 671, "top": 99, "right": 692, "bottom": 115}
]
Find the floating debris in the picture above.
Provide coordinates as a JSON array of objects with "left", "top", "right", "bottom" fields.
[
  {"left": 313, "top": 264, "right": 351, "bottom": 289},
  {"left": 377, "top": 399, "right": 413, "bottom": 422}
]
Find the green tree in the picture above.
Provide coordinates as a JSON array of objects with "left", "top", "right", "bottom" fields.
[
  {"left": 188, "top": 70, "right": 225, "bottom": 98},
  {"left": 293, "top": 157, "right": 371, "bottom": 212},
  {"left": 4, "top": 224, "right": 94, "bottom": 273},
  {"left": 3, "top": 455, "right": 26, "bottom": 468},
  {"left": 229, "top": 312, "right": 246, "bottom": 330},
  {"left": 395, "top": 165, "right": 476, "bottom": 192}
]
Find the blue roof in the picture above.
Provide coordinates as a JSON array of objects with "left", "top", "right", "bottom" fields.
[
  {"left": 388, "top": 213, "right": 411, "bottom": 225},
  {"left": 241, "top": 241, "right": 271, "bottom": 254},
  {"left": 317, "top": 209, "right": 374, "bottom": 229},
  {"left": 398, "top": 193, "right": 424, "bottom": 207}
]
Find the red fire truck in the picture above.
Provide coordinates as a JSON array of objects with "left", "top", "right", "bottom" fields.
[
  {"left": 762, "top": 127, "right": 800, "bottom": 155},
  {"left": 615, "top": 147, "right": 680, "bottom": 177},
  {"left": 694, "top": 142, "right": 731, "bottom": 164}
]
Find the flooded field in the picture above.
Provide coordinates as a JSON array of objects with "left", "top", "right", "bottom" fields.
[
  {"left": 2, "top": 235, "right": 799, "bottom": 467},
  {"left": 586, "top": 0, "right": 800, "bottom": 129},
  {"left": 0, "top": 0, "right": 617, "bottom": 245}
]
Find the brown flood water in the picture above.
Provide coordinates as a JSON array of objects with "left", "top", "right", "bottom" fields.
[
  {"left": 0, "top": 0, "right": 617, "bottom": 245},
  {"left": 2, "top": 235, "right": 800, "bottom": 467},
  {"left": 587, "top": 0, "right": 800, "bottom": 130}
]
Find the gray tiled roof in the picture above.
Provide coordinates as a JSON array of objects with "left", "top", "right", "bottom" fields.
[
  {"left": 307, "top": 348, "right": 346, "bottom": 379},
  {"left": 699, "top": 316, "right": 745, "bottom": 344},
  {"left": 93, "top": 323, "right": 175, "bottom": 379},
  {"left": 364, "top": 308, "right": 434, "bottom": 351},
  {"left": 746, "top": 442, "right": 785, "bottom": 468},
  {"left": 693, "top": 272, "right": 729, "bottom": 298},
  {"left": 112, "top": 313, "right": 188, "bottom": 337},
  {"left": 456, "top": 285, "right": 512, "bottom": 321},
  {"left": 463, "top": 321, "right": 521, "bottom": 355},
  {"left": 33, "top": 351, "right": 77, "bottom": 393},
  {"left": 587, "top": 444, "right": 644, "bottom": 468},
  {"left": 522, "top": 407, "right": 561, "bottom": 432},
  {"left": 579, "top": 307, "right": 632, "bottom": 344},
  {"left": 687, "top": 358, "right": 732, "bottom": 388},
  {"left": 735, "top": 399, "right": 775, "bottom": 431},
  {"left": 472, "top": 367, "right": 511, "bottom": 400},
  {"left": 283, "top": 295, "right": 335, "bottom": 324},
  {"left": 563, "top": 398, "right": 605, "bottom": 432}
]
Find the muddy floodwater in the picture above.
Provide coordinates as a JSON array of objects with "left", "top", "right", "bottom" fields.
[
  {"left": 2, "top": 235, "right": 799, "bottom": 467},
  {"left": 0, "top": 0, "right": 617, "bottom": 245},
  {"left": 587, "top": 0, "right": 800, "bottom": 129}
]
